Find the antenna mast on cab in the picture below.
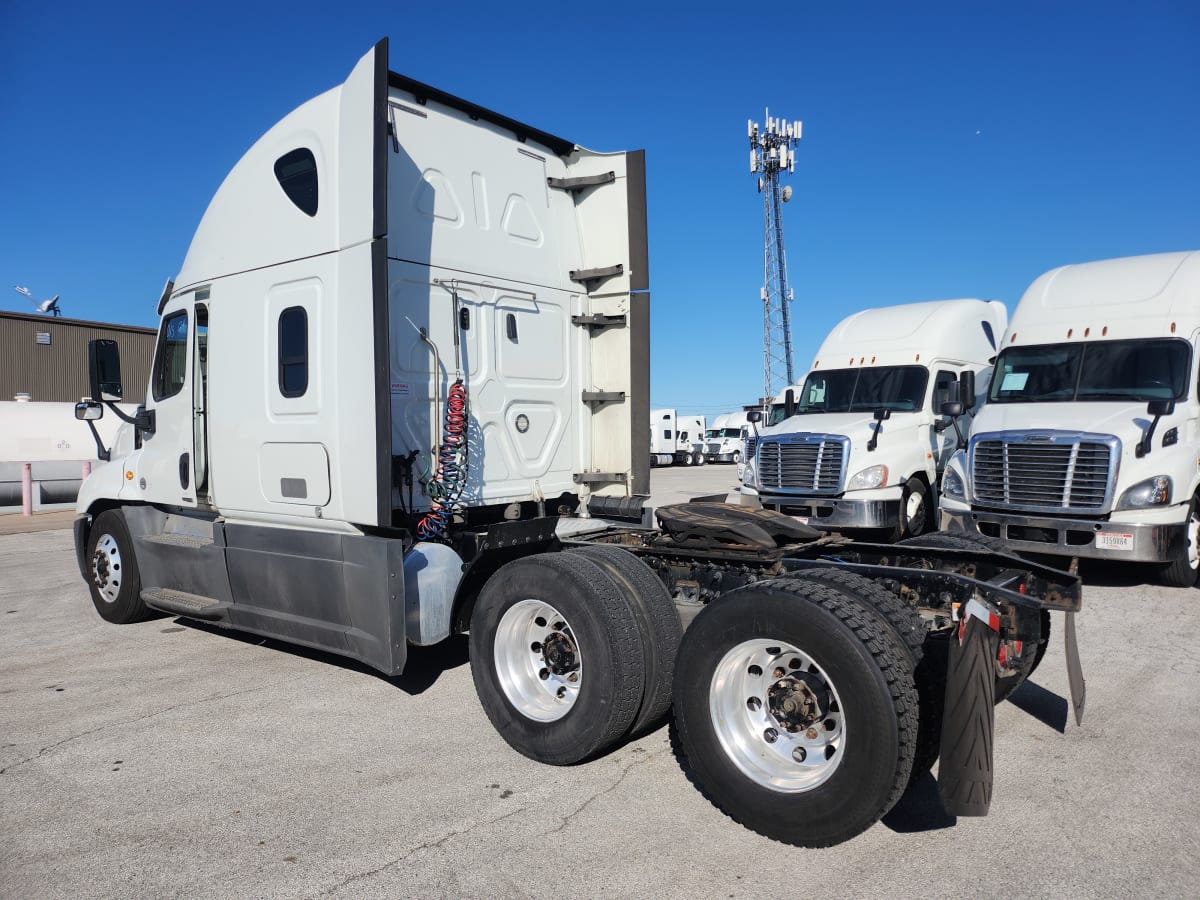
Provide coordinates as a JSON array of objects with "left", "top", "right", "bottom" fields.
[{"left": 749, "top": 110, "right": 801, "bottom": 402}]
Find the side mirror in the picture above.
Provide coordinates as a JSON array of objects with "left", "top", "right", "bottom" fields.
[
  {"left": 784, "top": 388, "right": 796, "bottom": 419},
  {"left": 75, "top": 401, "right": 103, "bottom": 421},
  {"left": 873, "top": 408, "right": 891, "bottom": 422},
  {"left": 941, "top": 400, "right": 965, "bottom": 417},
  {"left": 1148, "top": 398, "right": 1176, "bottom": 417},
  {"left": 88, "top": 339, "right": 124, "bottom": 402},
  {"left": 959, "top": 370, "right": 977, "bottom": 411},
  {"left": 746, "top": 410, "right": 762, "bottom": 424}
]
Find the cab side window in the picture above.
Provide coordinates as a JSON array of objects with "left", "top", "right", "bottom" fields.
[{"left": 152, "top": 310, "right": 189, "bottom": 401}]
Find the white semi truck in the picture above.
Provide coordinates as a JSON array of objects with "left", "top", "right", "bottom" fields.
[
  {"left": 70, "top": 41, "right": 1083, "bottom": 848},
  {"left": 939, "top": 251, "right": 1200, "bottom": 587},
  {"left": 703, "top": 412, "right": 749, "bottom": 463},
  {"left": 741, "top": 299, "right": 1007, "bottom": 541},
  {"left": 649, "top": 409, "right": 707, "bottom": 466}
]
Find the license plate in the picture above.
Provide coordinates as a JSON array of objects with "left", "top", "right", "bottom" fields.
[
  {"left": 1096, "top": 531, "right": 1134, "bottom": 551},
  {"left": 791, "top": 515, "right": 810, "bottom": 525}
]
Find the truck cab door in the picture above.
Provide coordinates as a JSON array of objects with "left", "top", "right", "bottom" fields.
[
  {"left": 138, "top": 296, "right": 202, "bottom": 508},
  {"left": 931, "top": 369, "right": 959, "bottom": 471}
]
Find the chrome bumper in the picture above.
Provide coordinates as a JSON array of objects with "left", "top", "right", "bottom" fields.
[
  {"left": 940, "top": 508, "right": 1186, "bottom": 563},
  {"left": 758, "top": 495, "right": 900, "bottom": 530},
  {"left": 703, "top": 452, "right": 738, "bottom": 463}
]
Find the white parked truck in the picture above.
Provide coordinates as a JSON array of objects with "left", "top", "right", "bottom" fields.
[
  {"left": 70, "top": 41, "right": 1083, "bottom": 848},
  {"left": 940, "top": 250, "right": 1200, "bottom": 587},
  {"left": 649, "top": 409, "right": 707, "bottom": 466},
  {"left": 703, "top": 412, "right": 749, "bottom": 463},
  {"left": 741, "top": 299, "right": 1007, "bottom": 540}
]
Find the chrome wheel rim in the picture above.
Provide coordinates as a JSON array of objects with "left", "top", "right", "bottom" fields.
[
  {"left": 906, "top": 490, "right": 925, "bottom": 533},
  {"left": 494, "top": 599, "right": 582, "bottom": 722},
  {"left": 709, "top": 639, "right": 845, "bottom": 791},
  {"left": 1188, "top": 508, "right": 1199, "bottom": 570},
  {"left": 91, "top": 534, "right": 122, "bottom": 603}
]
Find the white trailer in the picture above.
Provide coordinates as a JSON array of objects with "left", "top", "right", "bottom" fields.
[
  {"left": 940, "top": 250, "right": 1200, "bottom": 587},
  {"left": 740, "top": 299, "right": 1007, "bottom": 540},
  {"left": 69, "top": 42, "right": 1082, "bottom": 848}
]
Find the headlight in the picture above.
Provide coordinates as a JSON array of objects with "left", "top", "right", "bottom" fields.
[
  {"left": 1116, "top": 475, "right": 1172, "bottom": 510},
  {"left": 847, "top": 464, "right": 888, "bottom": 491},
  {"left": 742, "top": 459, "right": 757, "bottom": 487},
  {"left": 941, "top": 449, "right": 968, "bottom": 501}
]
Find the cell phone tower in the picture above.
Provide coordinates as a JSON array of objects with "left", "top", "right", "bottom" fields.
[{"left": 749, "top": 110, "right": 801, "bottom": 404}]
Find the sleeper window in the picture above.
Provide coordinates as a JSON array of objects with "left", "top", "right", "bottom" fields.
[
  {"left": 274, "top": 148, "right": 318, "bottom": 216},
  {"left": 278, "top": 307, "right": 308, "bottom": 397}
]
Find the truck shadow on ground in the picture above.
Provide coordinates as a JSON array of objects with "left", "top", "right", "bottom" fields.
[
  {"left": 882, "top": 772, "right": 956, "bottom": 834},
  {"left": 175, "top": 618, "right": 470, "bottom": 695},
  {"left": 1006, "top": 678, "right": 1069, "bottom": 733},
  {"left": 883, "top": 679, "right": 1067, "bottom": 835}
]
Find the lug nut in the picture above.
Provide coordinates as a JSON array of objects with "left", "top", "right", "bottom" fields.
[
  {"left": 531, "top": 641, "right": 542, "bottom": 652},
  {"left": 792, "top": 747, "right": 807, "bottom": 763},
  {"left": 763, "top": 728, "right": 778, "bottom": 744},
  {"left": 747, "top": 697, "right": 762, "bottom": 711},
  {"left": 539, "top": 668, "right": 549, "bottom": 681},
  {"left": 806, "top": 727, "right": 818, "bottom": 740},
  {"left": 567, "top": 672, "right": 578, "bottom": 683},
  {"left": 748, "top": 665, "right": 763, "bottom": 677}
]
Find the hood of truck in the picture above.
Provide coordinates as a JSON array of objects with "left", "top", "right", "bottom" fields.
[
  {"left": 763, "top": 411, "right": 920, "bottom": 446},
  {"left": 968, "top": 400, "right": 1194, "bottom": 505},
  {"left": 972, "top": 402, "right": 1164, "bottom": 441}
]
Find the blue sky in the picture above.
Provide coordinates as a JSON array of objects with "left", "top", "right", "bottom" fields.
[{"left": 2, "top": 1, "right": 1196, "bottom": 415}]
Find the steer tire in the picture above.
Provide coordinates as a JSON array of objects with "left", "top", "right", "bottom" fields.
[
  {"left": 85, "top": 509, "right": 149, "bottom": 624},
  {"left": 672, "top": 578, "right": 918, "bottom": 847},
  {"left": 1159, "top": 497, "right": 1200, "bottom": 588},
  {"left": 570, "top": 544, "right": 682, "bottom": 738},
  {"left": 469, "top": 553, "right": 645, "bottom": 765}
]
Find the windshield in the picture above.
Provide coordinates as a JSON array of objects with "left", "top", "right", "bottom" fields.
[
  {"left": 989, "top": 339, "right": 1191, "bottom": 403},
  {"left": 793, "top": 366, "right": 929, "bottom": 415}
]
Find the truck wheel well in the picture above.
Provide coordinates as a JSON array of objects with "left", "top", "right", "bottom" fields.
[{"left": 451, "top": 542, "right": 560, "bottom": 634}]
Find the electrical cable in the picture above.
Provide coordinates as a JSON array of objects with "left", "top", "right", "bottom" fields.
[{"left": 416, "top": 379, "right": 468, "bottom": 539}]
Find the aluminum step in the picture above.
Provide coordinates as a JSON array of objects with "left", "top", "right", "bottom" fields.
[{"left": 141, "top": 588, "right": 228, "bottom": 621}]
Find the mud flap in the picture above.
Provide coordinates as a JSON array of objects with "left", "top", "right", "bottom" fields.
[
  {"left": 938, "top": 603, "right": 999, "bottom": 817},
  {"left": 1064, "top": 610, "right": 1086, "bottom": 727}
]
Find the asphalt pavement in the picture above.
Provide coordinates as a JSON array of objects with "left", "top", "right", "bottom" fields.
[{"left": 2, "top": 464, "right": 1198, "bottom": 897}]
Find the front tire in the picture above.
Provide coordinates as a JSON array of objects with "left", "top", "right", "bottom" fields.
[
  {"left": 470, "top": 553, "right": 645, "bottom": 765},
  {"left": 85, "top": 509, "right": 148, "bottom": 624},
  {"left": 890, "top": 476, "right": 931, "bottom": 541},
  {"left": 672, "top": 579, "right": 918, "bottom": 847},
  {"left": 1159, "top": 497, "right": 1200, "bottom": 588}
]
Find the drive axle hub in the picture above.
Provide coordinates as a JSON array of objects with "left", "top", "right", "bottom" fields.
[{"left": 767, "top": 673, "right": 828, "bottom": 733}]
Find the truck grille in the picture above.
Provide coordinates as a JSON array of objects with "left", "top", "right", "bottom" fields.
[
  {"left": 757, "top": 437, "right": 847, "bottom": 494},
  {"left": 971, "top": 435, "right": 1116, "bottom": 512}
]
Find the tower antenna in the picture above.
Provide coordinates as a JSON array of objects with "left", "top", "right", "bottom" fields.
[{"left": 748, "top": 110, "right": 801, "bottom": 403}]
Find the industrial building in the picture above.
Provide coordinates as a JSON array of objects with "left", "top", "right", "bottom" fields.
[{"left": 0, "top": 310, "right": 155, "bottom": 404}]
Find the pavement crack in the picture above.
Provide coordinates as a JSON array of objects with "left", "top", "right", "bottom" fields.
[
  {"left": 539, "top": 748, "right": 664, "bottom": 836},
  {"left": 318, "top": 805, "right": 528, "bottom": 896},
  {"left": 0, "top": 676, "right": 308, "bottom": 775}
]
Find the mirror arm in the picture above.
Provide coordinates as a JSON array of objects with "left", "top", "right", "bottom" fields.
[
  {"left": 952, "top": 416, "right": 968, "bottom": 451},
  {"left": 84, "top": 419, "right": 111, "bottom": 462},
  {"left": 1136, "top": 414, "right": 1161, "bottom": 458},
  {"left": 104, "top": 401, "right": 155, "bottom": 434}
]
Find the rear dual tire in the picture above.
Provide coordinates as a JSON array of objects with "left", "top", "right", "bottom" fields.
[
  {"left": 671, "top": 578, "right": 918, "bottom": 847},
  {"left": 470, "top": 548, "right": 681, "bottom": 764}
]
